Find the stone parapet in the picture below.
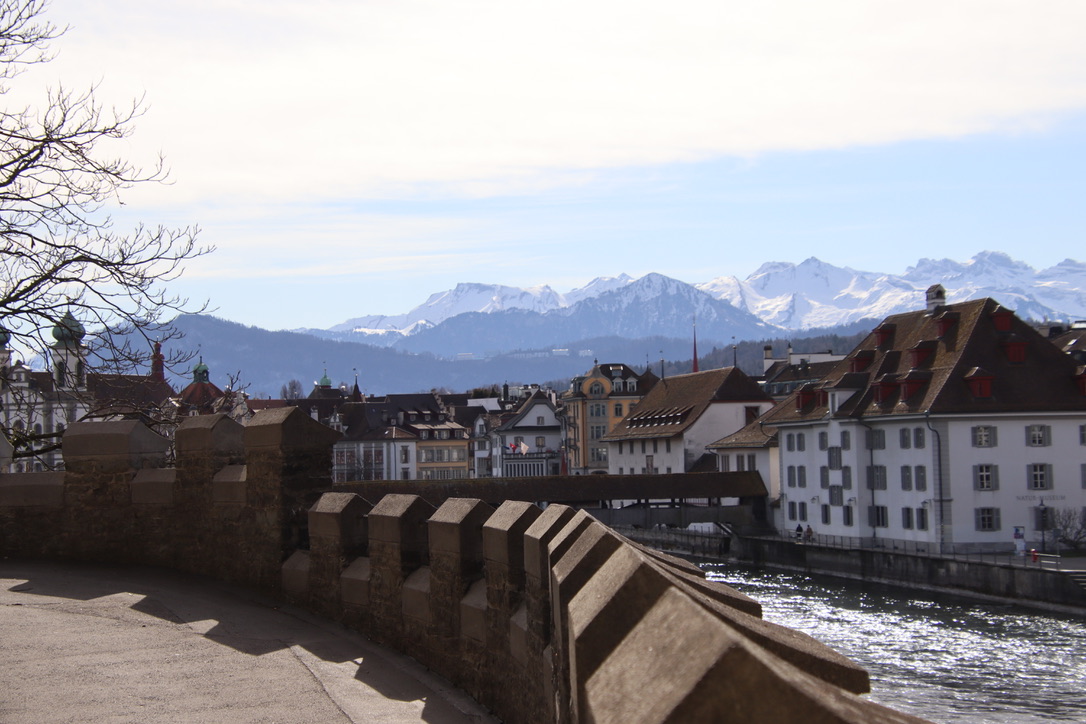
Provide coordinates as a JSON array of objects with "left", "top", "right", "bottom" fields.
[{"left": 0, "top": 417, "right": 930, "bottom": 724}]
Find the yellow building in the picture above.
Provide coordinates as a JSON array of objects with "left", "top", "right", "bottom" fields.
[{"left": 559, "top": 362, "right": 657, "bottom": 474}]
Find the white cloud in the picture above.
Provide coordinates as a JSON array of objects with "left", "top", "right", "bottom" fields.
[{"left": 32, "top": 0, "right": 1086, "bottom": 211}]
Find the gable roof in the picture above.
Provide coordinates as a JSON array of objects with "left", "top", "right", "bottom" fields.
[
  {"left": 765, "top": 297, "right": 1086, "bottom": 426},
  {"left": 602, "top": 367, "right": 770, "bottom": 442}
]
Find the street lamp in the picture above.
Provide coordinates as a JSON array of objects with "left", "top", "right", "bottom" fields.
[{"left": 1039, "top": 500, "right": 1047, "bottom": 554}]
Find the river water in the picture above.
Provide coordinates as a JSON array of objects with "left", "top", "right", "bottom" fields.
[{"left": 701, "top": 564, "right": 1086, "bottom": 723}]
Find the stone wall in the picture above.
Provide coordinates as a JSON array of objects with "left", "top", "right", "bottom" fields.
[{"left": 0, "top": 412, "right": 929, "bottom": 724}]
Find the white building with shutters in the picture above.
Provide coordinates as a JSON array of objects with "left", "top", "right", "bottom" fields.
[{"left": 750, "top": 286, "right": 1086, "bottom": 553}]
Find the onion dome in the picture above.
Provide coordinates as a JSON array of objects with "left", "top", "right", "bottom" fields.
[{"left": 51, "top": 311, "right": 86, "bottom": 345}]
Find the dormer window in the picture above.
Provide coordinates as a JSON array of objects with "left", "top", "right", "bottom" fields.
[
  {"left": 850, "top": 350, "right": 875, "bottom": 372},
  {"left": 874, "top": 324, "right": 896, "bottom": 348},
  {"left": 908, "top": 342, "right": 935, "bottom": 368},
  {"left": 936, "top": 312, "right": 959, "bottom": 337},
  {"left": 990, "top": 308, "right": 1014, "bottom": 332},
  {"left": 964, "top": 367, "right": 994, "bottom": 398},
  {"left": 589, "top": 381, "right": 604, "bottom": 396},
  {"left": 873, "top": 376, "right": 898, "bottom": 405},
  {"left": 1001, "top": 337, "right": 1027, "bottom": 363}
]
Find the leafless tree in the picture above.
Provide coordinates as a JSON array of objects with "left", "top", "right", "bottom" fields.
[
  {"left": 1052, "top": 507, "right": 1086, "bottom": 551},
  {"left": 0, "top": 0, "right": 211, "bottom": 458}
]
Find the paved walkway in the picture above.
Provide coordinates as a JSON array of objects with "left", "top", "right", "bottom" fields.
[{"left": 0, "top": 559, "right": 498, "bottom": 724}]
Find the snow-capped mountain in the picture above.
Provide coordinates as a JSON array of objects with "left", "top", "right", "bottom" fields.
[
  {"left": 698, "top": 252, "right": 1086, "bottom": 330},
  {"left": 314, "top": 252, "right": 1086, "bottom": 356}
]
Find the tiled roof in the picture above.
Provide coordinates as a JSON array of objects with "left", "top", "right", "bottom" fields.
[
  {"left": 707, "top": 411, "right": 778, "bottom": 450},
  {"left": 602, "top": 367, "right": 770, "bottom": 442},
  {"left": 765, "top": 298, "right": 1086, "bottom": 426}
]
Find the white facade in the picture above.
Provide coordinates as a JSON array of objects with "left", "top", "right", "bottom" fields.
[{"left": 775, "top": 413, "right": 1086, "bottom": 553}]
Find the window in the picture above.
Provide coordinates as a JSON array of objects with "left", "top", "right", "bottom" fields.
[
  {"left": 866, "top": 429, "right": 886, "bottom": 450},
  {"left": 797, "top": 466, "right": 807, "bottom": 488},
  {"left": 400, "top": 447, "right": 410, "bottom": 464},
  {"left": 821, "top": 504, "right": 831, "bottom": 525},
  {"left": 589, "top": 382, "right": 604, "bottom": 395},
  {"left": 900, "top": 428, "right": 912, "bottom": 449},
  {"left": 974, "top": 464, "right": 998, "bottom": 491},
  {"left": 614, "top": 403, "right": 624, "bottom": 417},
  {"left": 1082, "top": 463, "right": 1086, "bottom": 489},
  {"left": 745, "top": 406, "right": 760, "bottom": 424},
  {"left": 820, "top": 466, "right": 830, "bottom": 488},
  {"left": 900, "top": 465, "right": 912, "bottom": 491},
  {"left": 842, "top": 466, "right": 853, "bottom": 490},
  {"left": 902, "top": 508, "right": 914, "bottom": 529},
  {"left": 975, "top": 507, "right": 1001, "bottom": 532},
  {"left": 827, "top": 447, "right": 842, "bottom": 470},
  {"left": 818, "top": 431, "right": 829, "bottom": 451},
  {"left": 590, "top": 447, "right": 608, "bottom": 463},
  {"left": 589, "top": 425, "right": 607, "bottom": 439},
  {"left": 915, "top": 466, "right": 927, "bottom": 492},
  {"left": 797, "top": 433, "right": 806, "bottom": 451},
  {"left": 914, "top": 428, "right": 925, "bottom": 449},
  {"left": 788, "top": 501, "right": 797, "bottom": 521},
  {"left": 787, "top": 465, "right": 796, "bottom": 487},
  {"left": 840, "top": 431, "right": 851, "bottom": 450},
  {"left": 736, "top": 455, "right": 746, "bottom": 472},
  {"left": 1027, "top": 424, "right": 1051, "bottom": 447},
  {"left": 617, "top": 441, "right": 624, "bottom": 455},
  {"left": 829, "top": 486, "right": 844, "bottom": 506},
  {"left": 653, "top": 439, "right": 658, "bottom": 453},
  {"left": 798, "top": 502, "right": 808, "bottom": 522},
  {"left": 535, "top": 436, "right": 546, "bottom": 449},
  {"left": 747, "top": 454, "right": 756, "bottom": 470},
  {"left": 869, "top": 505, "right": 889, "bottom": 528},
  {"left": 641, "top": 441, "right": 646, "bottom": 454},
  {"left": 786, "top": 433, "right": 795, "bottom": 452},
  {"left": 666, "top": 439, "right": 672, "bottom": 453},
  {"left": 589, "top": 403, "right": 606, "bottom": 417},
  {"left": 971, "top": 425, "right": 997, "bottom": 447},
  {"left": 843, "top": 505, "right": 854, "bottom": 527},
  {"left": 720, "top": 455, "right": 729, "bottom": 471},
  {"left": 866, "top": 465, "right": 887, "bottom": 490},
  {"left": 917, "top": 508, "right": 929, "bottom": 530},
  {"left": 1028, "top": 463, "right": 1052, "bottom": 490},
  {"left": 537, "top": 416, "right": 545, "bottom": 426}
]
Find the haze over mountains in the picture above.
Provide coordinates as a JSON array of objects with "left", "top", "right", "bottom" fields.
[{"left": 170, "top": 252, "right": 1085, "bottom": 396}]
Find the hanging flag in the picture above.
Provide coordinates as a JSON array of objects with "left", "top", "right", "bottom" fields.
[{"left": 518, "top": 441, "right": 530, "bottom": 454}]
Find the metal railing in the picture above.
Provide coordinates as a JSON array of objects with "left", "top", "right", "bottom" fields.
[{"left": 615, "top": 525, "right": 1074, "bottom": 571}]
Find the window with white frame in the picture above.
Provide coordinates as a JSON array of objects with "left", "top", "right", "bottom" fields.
[
  {"left": 974, "top": 464, "right": 998, "bottom": 490},
  {"left": 1026, "top": 424, "right": 1051, "bottom": 447},
  {"left": 797, "top": 433, "right": 806, "bottom": 451},
  {"left": 797, "top": 466, "right": 807, "bottom": 488},
  {"left": 914, "top": 428, "right": 925, "bottom": 449},
  {"left": 915, "top": 466, "right": 927, "bottom": 491},
  {"left": 829, "top": 485, "right": 844, "bottom": 506},
  {"left": 971, "top": 425, "right": 997, "bottom": 447},
  {"left": 869, "top": 505, "right": 889, "bottom": 528},
  {"left": 787, "top": 466, "right": 796, "bottom": 487},
  {"left": 900, "top": 465, "right": 912, "bottom": 491},
  {"left": 821, "top": 504, "right": 831, "bottom": 525},
  {"left": 866, "top": 429, "right": 886, "bottom": 450},
  {"left": 798, "top": 502, "right": 808, "bottom": 521},
  {"left": 917, "top": 507, "right": 929, "bottom": 530},
  {"left": 975, "top": 507, "right": 1001, "bottom": 531},
  {"left": 841, "top": 430, "right": 851, "bottom": 450},
  {"left": 786, "top": 433, "right": 795, "bottom": 451},
  {"left": 842, "top": 466, "right": 852, "bottom": 489},
  {"left": 820, "top": 466, "right": 830, "bottom": 488},
  {"left": 1028, "top": 463, "right": 1052, "bottom": 490},
  {"left": 843, "top": 505, "right": 854, "bottom": 527},
  {"left": 902, "top": 507, "right": 914, "bottom": 529},
  {"left": 818, "top": 431, "right": 828, "bottom": 450},
  {"left": 900, "top": 428, "right": 911, "bottom": 449}
]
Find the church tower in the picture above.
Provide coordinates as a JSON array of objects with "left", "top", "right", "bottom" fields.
[{"left": 51, "top": 311, "right": 86, "bottom": 389}]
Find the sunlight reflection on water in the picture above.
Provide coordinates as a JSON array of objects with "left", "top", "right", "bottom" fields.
[{"left": 701, "top": 565, "right": 1086, "bottom": 724}]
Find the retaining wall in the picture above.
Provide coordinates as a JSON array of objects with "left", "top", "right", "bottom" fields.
[{"left": 0, "top": 411, "right": 929, "bottom": 724}]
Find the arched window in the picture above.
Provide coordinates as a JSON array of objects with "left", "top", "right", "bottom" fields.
[{"left": 589, "top": 381, "right": 604, "bottom": 396}]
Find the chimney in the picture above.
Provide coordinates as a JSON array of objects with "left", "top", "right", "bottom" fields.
[{"left": 926, "top": 284, "right": 946, "bottom": 313}]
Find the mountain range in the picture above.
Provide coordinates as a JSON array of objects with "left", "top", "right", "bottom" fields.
[{"left": 168, "top": 252, "right": 1084, "bottom": 396}]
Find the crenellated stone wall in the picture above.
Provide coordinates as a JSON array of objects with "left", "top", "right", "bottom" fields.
[{"left": 0, "top": 411, "right": 930, "bottom": 724}]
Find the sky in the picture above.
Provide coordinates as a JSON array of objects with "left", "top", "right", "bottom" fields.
[{"left": 22, "top": 0, "right": 1086, "bottom": 330}]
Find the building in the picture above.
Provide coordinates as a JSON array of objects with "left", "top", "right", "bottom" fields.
[
  {"left": 0, "top": 313, "right": 176, "bottom": 471},
  {"left": 602, "top": 366, "right": 774, "bottom": 475},
  {"left": 762, "top": 285, "right": 1086, "bottom": 552},
  {"left": 559, "top": 362, "right": 658, "bottom": 474},
  {"left": 760, "top": 344, "right": 845, "bottom": 401},
  {"left": 333, "top": 392, "right": 470, "bottom": 482},
  {"left": 488, "top": 388, "right": 563, "bottom": 477}
]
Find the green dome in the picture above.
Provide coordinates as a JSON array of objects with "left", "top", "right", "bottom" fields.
[
  {"left": 319, "top": 370, "right": 332, "bottom": 387},
  {"left": 193, "top": 359, "right": 210, "bottom": 383},
  {"left": 51, "top": 311, "right": 86, "bottom": 345}
]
